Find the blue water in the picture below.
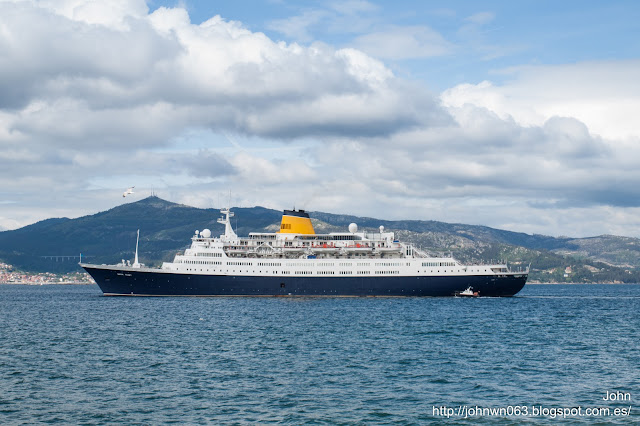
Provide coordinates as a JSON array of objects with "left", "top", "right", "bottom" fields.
[{"left": 0, "top": 285, "right": 638, "bottom": 424}]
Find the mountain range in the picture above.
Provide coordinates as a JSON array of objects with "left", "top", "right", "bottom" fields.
[{"left": 1, "top": 196, "right": 639, "bottom": 283}]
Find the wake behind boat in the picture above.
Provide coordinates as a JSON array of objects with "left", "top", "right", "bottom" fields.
[{"left": 81, "top": 207, "right": 528, "bottom": 297}]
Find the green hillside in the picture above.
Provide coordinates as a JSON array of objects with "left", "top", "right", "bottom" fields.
[
  {"left": 0, "top": 197, "right": 279, "bottom": 273},
  {"left": 1, "top": 196, "right": 639, "bottom": 283}
]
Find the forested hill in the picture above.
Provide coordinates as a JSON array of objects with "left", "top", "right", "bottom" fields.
[
  {"left": 0, "top": 197, "right": 280, "bottom": 272},
  {"left": 1, "top": 196, "right": 639, "bottom": 283}
]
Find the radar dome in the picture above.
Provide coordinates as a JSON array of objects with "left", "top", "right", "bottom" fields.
[
  {"left": 201, "top": 229, "right": 211, "bottom": 238},
  {"left": 348, "top": 223, "right": 358, "bottom": 233},
  {"left": 379, "top": 225, "right": 384, "bottom": 233}
]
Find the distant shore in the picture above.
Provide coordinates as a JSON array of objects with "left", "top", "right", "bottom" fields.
[
  {"left": 2, "top": 282, "right": 638, "bottom": 286},
  {"left": 526, "top": 282, "right": 638, "bottom": 285},
  {"left": 0, "top": 282, "right": 95, "bottom": 285}
]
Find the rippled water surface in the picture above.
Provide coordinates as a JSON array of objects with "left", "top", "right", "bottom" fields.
[{"left": 1, "top": 284, "right": 638, "bottom": 424}]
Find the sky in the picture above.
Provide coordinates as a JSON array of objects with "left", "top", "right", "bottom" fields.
[{"left": 1, "top": 0, "right": 640, "bottom": 238}]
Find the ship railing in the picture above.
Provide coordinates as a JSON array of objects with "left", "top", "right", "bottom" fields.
[
  {"left": 511, "top": 263, "right": 531, "bottom": 274},
  {"left": 407, "top": 245, "right": 431, "bottom": 258},
  {"left": 494, "top": 262, "right": 530, "bottom": 274}
]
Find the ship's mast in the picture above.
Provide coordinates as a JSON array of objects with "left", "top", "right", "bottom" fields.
[
  {"left": 133, "top": 229, "right": 140, "bottom": 268},
  {"left": 218, "top": 207, "right": 237, "bottom": 241}
]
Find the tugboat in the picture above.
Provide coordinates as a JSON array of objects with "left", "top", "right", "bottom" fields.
[
  {"left": 81, "top": 207, "right": 528, "bottom": 297},
  {"left": 455, "top": 286, "right": 480, "bottom": 297}
]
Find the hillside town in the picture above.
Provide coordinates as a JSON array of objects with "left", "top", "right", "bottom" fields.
[{"left": 0, "top": 262, "right": 95, "bottom": 285}]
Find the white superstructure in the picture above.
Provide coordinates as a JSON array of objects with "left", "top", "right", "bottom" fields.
[{"left": 160, "top": 207, "right": 514, "bottom": 279}]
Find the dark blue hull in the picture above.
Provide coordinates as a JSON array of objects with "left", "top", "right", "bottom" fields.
[{"left": 82, "top": 265, "right": 527, "bottom": 297}]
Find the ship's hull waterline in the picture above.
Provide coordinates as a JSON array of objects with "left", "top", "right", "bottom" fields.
[
  {"left": 82, "top": 264, "right": 527, "bottom": 297},
  {"left": 81, "top": 206, "right": 529, "bottom": 297}
]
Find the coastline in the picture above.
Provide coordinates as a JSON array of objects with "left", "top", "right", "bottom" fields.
[
  {"left": 2, "top": 281, "right": 637, "bottom": 286},
  {"left": 526, "top": 282, "right": 639, "bottom": 285},
  {"left": 0, "top": 281, "right": 95, "bottom": 285}
]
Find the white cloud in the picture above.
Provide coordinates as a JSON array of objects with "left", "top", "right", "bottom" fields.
[
  {"left": 1, "top": 0, "right": 435, "bottom": 140},
  {"left": 39, "top": 0, "right": 149, "bottom": 29},
  {"left": 265, "top": 9, "right": 328, "bottom": 42},
  {"left": 352, "top": 26, "right": 454, "bottom": 60},
  {"left": 229, "top": 151, "right": 317, "bottom": 185},
  {"left": 266, "top": 1, "right": 379, "bottom": 43},
  {"left": 464, "top": 11, "right": 495, "bottom": 25},
  {"left": 441, "top": 61, "right": 640, "bottom": 141},
  {"left": 328, "top": 0, "right": 378, "bottom": 16},
  {"left": 0, "top": 0, "right": 442, "bottom": 194}
]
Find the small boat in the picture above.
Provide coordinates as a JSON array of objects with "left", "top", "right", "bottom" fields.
[{"left": 455, "top": 286, "right": 480, "bottom": 297}]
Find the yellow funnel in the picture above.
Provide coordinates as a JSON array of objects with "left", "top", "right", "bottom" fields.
[{"left": 278, "top": 209, "right": 315, "bottom": 234}]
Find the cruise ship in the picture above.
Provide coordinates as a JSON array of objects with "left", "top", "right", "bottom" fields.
[{"left": 81, "top": 207, "right": 528, "bottom": 297}]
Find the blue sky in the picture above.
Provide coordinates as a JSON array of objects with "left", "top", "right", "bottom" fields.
[
  {"left": 1, "top": 0, "right": 640, "bottom": 238},
  {"left": 153, "top": 0, "right": 640, "bottom": 89}
]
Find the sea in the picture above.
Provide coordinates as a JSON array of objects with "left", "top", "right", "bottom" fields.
[{"left": 0, "top": 284, "right": 638, "bottom": 425}]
